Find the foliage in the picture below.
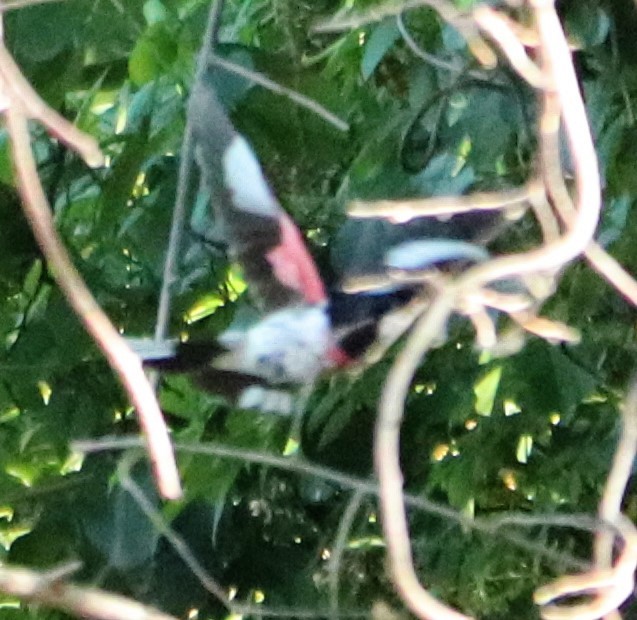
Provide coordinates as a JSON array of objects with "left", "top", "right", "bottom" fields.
[{"left": 0, "top": 0, "right": 636, "bottom": 618}]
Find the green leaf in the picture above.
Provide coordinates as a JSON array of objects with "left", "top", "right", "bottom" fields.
[
  {"left": 129, "top": 23, "right": 179, "bottom": 85},
  {"left": 361, "top": 18, "right": 401, "bottom": 80}
]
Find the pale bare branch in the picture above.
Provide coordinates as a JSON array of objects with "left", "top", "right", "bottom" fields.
[
  {"left": 474, "top": 5, "right": 544, "bottom": 87},
  {"left": 0, "top": 39, "right": 181, "bottom": 499},
  {"left": 348, "top": 183, "right": 536, "bottom": 223},
  {"left": 0, "top": 44, "right": 102, "bottom": 166},
  {"left": 375, "top": 290, "right": 469, "bottom": 620},
  {"left": 313, "top": 0, "right": 496, "bottom": 68},
  {"left": 373, "top": 1, "right": 602, "bottom": 618},
  {"left": 0, "top": 563, "right": 178, "bottom": 620}
]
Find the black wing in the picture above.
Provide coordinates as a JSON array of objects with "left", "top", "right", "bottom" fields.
[{"left": 188, "top": 80, "right": 327, "bottom": 310}]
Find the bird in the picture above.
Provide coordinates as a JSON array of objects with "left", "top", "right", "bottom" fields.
[{"left": 135, "top": 77, "right": 499, "bottom": 415}]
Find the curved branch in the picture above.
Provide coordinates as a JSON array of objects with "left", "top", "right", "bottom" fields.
[
  {"left": 374, "top": 291, "right": 468, "bottom": 620},
  {"left": 0, "top": 563, "right": 178, "bottom": 620},
  {"left": 1, "top": 48, "right": 181, "bottom": 500}
]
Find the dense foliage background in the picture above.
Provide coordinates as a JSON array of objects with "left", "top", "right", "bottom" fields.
[{"left": 0, "top": 0, "right": 636, "bottom": 618}]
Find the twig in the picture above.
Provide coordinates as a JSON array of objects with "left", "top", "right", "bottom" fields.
[
  {"left": 543, "top": 62, "right": 637, "bottom": 305},
  {"left": 534, "top": 378, "right": 637, "bottom": 620},
  {"left": 372, "top": 1, "right": 602, "bottom": 618},
  {"left": 0, "top": 42, "right": 181, "bottom": 499},
  {"left": 0, "top": 563, "right": 178, "bottom": 620},
  {"left": 395, "top": 13, "right": 464, "bottom": 73},
  {"left": 535, "top": 51, "right": 574, "bottom": 244},
  {"left": 73, "top": 436, "right": 593, "bottom": 572},
  {"left": 450, "top": 0, "right": 600, "bottom": 290},
  {"left": 473, "top": 5, "right": 544, "bottom": 88},
  {"left": 117, "top": 455, "right": 231, "bottom": 608},
  {"left": 584, "top": 242, "right": 637, "bottom": 307},
  {"left": 534, "top": 515, "right": 637, "bottom": 620},
  {"left": 0, "top": 44, "right": 102, "bottom": 166},
  {"left": 594, "top": 376, "right": 637, "bottom": 616},
  {"left": 347, "top": 183, "right": 537, "bottom": 223},
  {"left": 0, "top": 0, "right": 65, "bottom": 9},
  {"left": 532, "top": 20, "right": 637, "bottom": 309},
  {"left": 119, "top": 454, "right": 369, "bottom": 619},
  {"left": 328, "top": 490, "right": 366, "bottom": 620},
  {"left": 533, "top": 27, "right": 637, "bottom": 307},
  {"left": 154, "top": 0, "right": 224, "bottom": 344},
  {"left": 208, "top": 54, "right": 349, "bottom": 131},
  {"left": 313, "top": 0, "right": 496, "bottom": 69}
]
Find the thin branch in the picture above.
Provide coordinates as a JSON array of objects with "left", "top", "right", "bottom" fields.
[
  {"left": 584, "top": 242, "right": 637, "bottom": 307},
  {"left": 117, "top": 455, "right": 231, "bottom": 608},
  {"left": 532, "top": 24, "right": 637, "bottom": 308},
  {"left": 73, "top": 436, "right": 594, "bottom": 572},
  {"left": 450, "top": 0, "right": 600, "bottom": 290},
  {"left": 0, "top": 0, "right": 65, "bottom": 9},
  {"left": 0, "top": 563, "right": 178, "bottom": 620},
  {"left": 328, "top": 490, "right": 366, "bottom": 620},
  {"left": 535, "top": 52, "right": 575, "bottom": 244},
  {"left": 534, "top": 515, "right": 637, "bottom": 620},
  {"left": 0, "top": 44, "right": 102, "bottom": 166},
  {"left": 534, "top": 378, "right": 637, "bottom": 620},
  {"left": 313, "top": 0, "right": 496, "bottom": 69},
  {"left": 1, "top": 46, "right": 181, "bottom": 500},
  {"left": 118, "top": 454, "right": 368, "bottom": 619},
  {"left": 396, "top": 13, "right": 464, "bottom": 73},
  {"left": 154, "top": 0, "right": 224, "bottom": 344},
  {"left": 594, "top": 377, "right": 637, "bottom": 613},
  {"left": 372, "top": 1, "right": 602, "bottom": 618},
  {"left": 347, "top": 183, "right": 537, "bottom": 223},
  {"left": 473, "top": 5, "right": 544, "bottom": 88},
  {"left": 208, "top": 54, "right": 349, "bottom": 131}
]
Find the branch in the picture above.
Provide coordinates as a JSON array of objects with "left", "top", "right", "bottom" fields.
[
  {"left": 328, "top": 490, "right": 366, "bottom": 620},
  {"left": 118, "top": 454, "right": 369, "bottom": 619},
  {"left": 208, "top": 54, "right": 349, "bottom": 131},
  {"left": 0, "top": 563, "right": 178, "bottom": 620},
  {"left": 374, "top": 291, "right": 469, "bottom": 620},
  {"left": 473, "top": 5, "right": 544, "bottom": 88},
  {"left": 584, "top": 242, "right": 637, "bottom": 307},
  {"left": 533, "top": 378, "right": 637, "bottom": 620},
  {"left": 313, "top": 0, "right": 496, "bottom": 69},
  {"left": 0, "top": 43, "right": 102, "bottom": 166},
  {"left": 534, "top": 516, "right": 637, "bottom": 620},
  {"left": 347, "top": 183, "right": 538, "bottom": 223},
  {"left": 117, "top": 455, "right": 231, "bottom": 608},
  {"left": 154, "top": 0, "right": 224, "bottom": 344},
  {"left": 0, "top": 40, "right": 181, "bottom": 499},
  {"left": 372, "top": 1, "right": 603, "bottom": 618},
  {"left": 396, "top": 13, "right": 464, "bottom": 73},
  {"left": 73, "top": 436, "right": 594, "bottom": 572},
  {"left": 0, "top": 0, "right": 66, "bottom": 10}
]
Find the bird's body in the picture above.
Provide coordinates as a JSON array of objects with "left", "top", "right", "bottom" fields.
[{"left": 139, "top": 78, "right": 497, "bottom": 414}]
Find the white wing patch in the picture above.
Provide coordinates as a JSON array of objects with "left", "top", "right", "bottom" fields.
[
  {"left": 223, "top": 135, "right": 280, "bottom": 216},
  {"left": 384, "top": 239, "right": 489, "bottom": 271},
  {"left": 221, "top": 305, "right": 333, "bottom": 385},
  {"left": 238, "top": 385, "right": 294, "bottom": 415},
  {"left": 127, "top": 337, "right": 178, "bottom": 360}
]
